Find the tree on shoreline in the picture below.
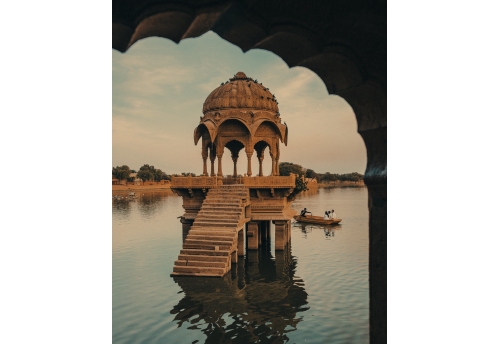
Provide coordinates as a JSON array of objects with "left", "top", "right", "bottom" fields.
[
  {"left": 112, "top": 165, "right": 131, "bottom": 183},
  {"left": 136, "top": 164, "right": 172, "bottom": 182},
  {"left": 279, "top": 162, "right": 305, "bottom": 177},
  {"left": 137, "top": 164, "right": 155, "bottom": 182},
  {"left": 279, "top": 162, "right": 363, "bottom": 183}
]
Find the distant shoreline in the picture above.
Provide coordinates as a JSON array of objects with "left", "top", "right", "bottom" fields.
[
  {"left": 112, "top": 180, "right": 365, "bottom": 193},
  {"left": 112, "top": 184, "right": 172, "bottom": 193},
  {"left": 316, "top": 181, "right": 365, "bottom": 188}
]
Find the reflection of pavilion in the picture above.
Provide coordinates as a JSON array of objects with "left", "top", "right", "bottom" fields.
[
  {"left": 171, "top": 242, "right": 309, "bottom": 343},
  {"left": 171, "top": 73, "right": 299, "bottom": 277}
]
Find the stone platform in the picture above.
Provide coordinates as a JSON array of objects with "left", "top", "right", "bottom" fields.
[{"left": 171, "top": 176, "right": 297, "bottom": 277}]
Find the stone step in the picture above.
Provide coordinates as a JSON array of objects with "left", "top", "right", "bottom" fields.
[
  {"left": 173, "top": 265, "right": 226, "bottom": 275},
  {"left": 195, "top": 214, "right": 241, "bottom": 222},
  {"left": 177, "top": 254, "right": 230, "bottom": 262},
  {"left": 184, "top": 239, "right": 236, "bottom": 246},
  {"left": 170, "top": 271, "right": 227, "bottom": 277},
  {"left": 202, "top": 201, "right": 241, "bottom": 206},
  {"left": 196, "top": 213, "right": 241, "bottom": 218},
  {"left": 195, "top": 217, "right": 239, "bottom": 222},
  {"left": 197, "top": 213, "right": 241, "bottom": 219},
  {"left": 188, "top": 232, "right": 237, "bottom": 238},
  {"left": 186, "top": 235, "right": 235, "bottom": 241},
  {"left": 174, "top": 260, "right": 227, "bottom": 268},
  {"left": 188, "top": 229, "right": 237, "bottom": 235},
  {"left": 183, "top": 243, "right": 233, "bottom": 250},
  {"left": 186, "top": 232, "right": 238, "bottom": 243},
  {"left": 194, "top": 221, "right": 240, "bottom": 227},
  {"left": 180, "top": 249, "right": 230, "bottom": 256},
  {"left": 201, "top": 201, "right": 241, "bottom": 209},
  {"left": 199, "top": 207, "right": 242, "bottom": 212},
  {"left": 193, "top": 222, "right": 237, "bottom": 227},
  {"left": 171, "top": 186, "right": 249, "bottom": 278},
  {"left": 200, "top": 209, "right": 241, "bottom": 214},
  {"left": 205, "top": 193, "right": 244, "bottom": 197},
  {"left": 198, "top": 207, "right": 243, "bottom": 215}
]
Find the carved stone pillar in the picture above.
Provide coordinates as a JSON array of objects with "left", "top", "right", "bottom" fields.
[
  {"left": 270, "top": 152, "right": 276, "bottom": 176},
  {"left": 209, "top": 149, "right": 216, "bottom": 176},
  {"left": 246, "top": 152, "right": 252, "bottom": 177},
  {"left": 217, "top": 153, "right": 223, "bottom": 177},
  {"left": 231, "top": 152, "right": 238, "bottom": 177},
  {"left": 275, "top": 220, "right": 290, "bottom": 250},
  {"left": 275, "top": 142, "right": 280, "bottom": 176},
  {"left": 262, "top": 220, "right": 270, "bottom": 242},
  {"left": 202, "top": 146, "right": 208, "bottom": 176},
  {"left": 202, "top": 157, "right": 208, "bottom": 176},
  {"left": 275, "top": 154, "right": 280, "bottom": 176},
  {"left": 258, "top": 156, "right": 264, "bottom": 176},
  {"left": 258, "top": 222, "right": 262, "bottom": 245},
  {"left": 246, "top": 221, "right": 259, "bottom": 250},
  {"left": 238, "top": 229, "right": 245, "bottom": 256}
]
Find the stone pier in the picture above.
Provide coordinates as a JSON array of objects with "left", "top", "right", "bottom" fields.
[{"left": 171, "top": 175, "right": 297, "bottom": 276}]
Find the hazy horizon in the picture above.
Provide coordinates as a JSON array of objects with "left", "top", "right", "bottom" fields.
[{"left": 113, "top": 32, "right": 367, "bottom": 175}]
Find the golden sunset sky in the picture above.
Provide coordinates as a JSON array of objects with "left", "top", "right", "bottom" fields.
[{"left": 113, "top": 32, "right": 367, "bottom": 175}]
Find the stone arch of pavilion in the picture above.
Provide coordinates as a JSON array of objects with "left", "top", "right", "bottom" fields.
[
  {"left": 253, "top": 139, "right": 272, "bottom": 177},
  {"left": 195, "top": 72, "right": 287, "bottom": 178},
  {"left": 113, "top": 2, "right": 386, "bottom": 342}
]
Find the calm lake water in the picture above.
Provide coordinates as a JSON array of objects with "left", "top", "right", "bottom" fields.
[{"left": 113, "top": 187, "right": 369, "bottom": 344}]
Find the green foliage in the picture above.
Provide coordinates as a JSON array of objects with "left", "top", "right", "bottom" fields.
[
  {"left": 305, "top": 169, "right": 317, "bottom": 179},
  {"left": 137, "top": 164, "right": 156, "bottom": 182},
  {"left": 112, "top": 165, "right": 131, "bottom": 182},
  {"left": 316, "top": 172, "right": 364, "bottom": 183},
  {"left": 153, "top": 168, "right": 164, "bottom": 182},
  {"left": 134, "top": 164, "right": 171, "bottom": 182},
  {"left": 288, "top": 174, "right": 309, "bottom": 199},
  {"left": 279, "top": 162, "right": 305, "bottom": 177}
]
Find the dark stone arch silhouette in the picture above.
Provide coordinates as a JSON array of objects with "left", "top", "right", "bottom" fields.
[{"left": 113, "top": 1, "right": 386, "bottom": 343}]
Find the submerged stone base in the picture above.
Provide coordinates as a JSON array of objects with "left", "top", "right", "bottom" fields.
[{"left": 171, "top": 177, "right": 296, "bottom": 277}]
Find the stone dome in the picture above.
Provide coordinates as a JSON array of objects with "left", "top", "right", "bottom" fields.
[{"left": 202, "top": 72, "right": 279, "bottom": 114}]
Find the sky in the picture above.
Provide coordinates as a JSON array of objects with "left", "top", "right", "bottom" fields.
[{"left": 112, "top": 31, "right": 367, "bottom": 175}]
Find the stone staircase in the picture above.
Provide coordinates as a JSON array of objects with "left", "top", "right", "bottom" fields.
[{"left": 171, "top": 185, "right": 249, "bottom": 277}]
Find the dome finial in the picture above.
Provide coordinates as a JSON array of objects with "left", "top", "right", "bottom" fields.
[{"left": 235, "top": 71, "right": 246, "bottom": 79}]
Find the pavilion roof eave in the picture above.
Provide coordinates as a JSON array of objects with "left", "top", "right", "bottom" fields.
[
  {"left": 194, "top": 120, "right": 217, "bottom": 145},
  {"left": 252, "top": 118, "right": 287, "bottom": 145}
]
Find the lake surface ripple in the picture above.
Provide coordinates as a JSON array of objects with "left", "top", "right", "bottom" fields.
[{"left": 113, "top": 187, "right": 368, "bottom": 344}]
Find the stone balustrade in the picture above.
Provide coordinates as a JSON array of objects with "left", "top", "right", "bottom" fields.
[{"left": 171, "top": 174, "right": 296, "bottom": 188}]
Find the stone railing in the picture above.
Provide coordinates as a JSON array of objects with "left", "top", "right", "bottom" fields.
[
  {"left": 171, "top": 175, "right": 219, "bottom": 188},
  {"left": 171, "top": 174, "right": 296, "bottom": 188},
  {"left": 242, "top": 175, "right": 296, "bottom": 188}
]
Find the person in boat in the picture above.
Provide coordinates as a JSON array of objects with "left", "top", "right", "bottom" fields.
[
  {"left": 324, "top": 211, "right": 329, "bottom": 220},
  {"left": 331, "top": 209, "right": 336, "bottom": 219},
  {"left": 300, "top": 208, "right": 311, "bottom": 217}
]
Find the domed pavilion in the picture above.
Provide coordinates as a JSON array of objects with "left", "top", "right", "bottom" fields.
[
  {"left": 194, "top": 71, "right": 288, "bottom": 177},
  {"left": 171, "top": 72, "right": 297, "bottom": 278}
]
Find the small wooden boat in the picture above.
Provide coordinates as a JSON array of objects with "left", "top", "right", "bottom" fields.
[{"left": 293, "top": 215, "right": 342, "bottom": 225}]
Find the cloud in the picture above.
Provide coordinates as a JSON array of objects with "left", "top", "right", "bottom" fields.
[{"left": 113, "top": 33, "right": 367, "bottom": 174}]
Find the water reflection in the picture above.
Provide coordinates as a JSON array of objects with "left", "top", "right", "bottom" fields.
[
  {"left": 293, "top": 223, "right": 338, "bottom": 240},
  {"left": 171, "top": 243, "right": 309, "bottom": 344},
  {"left": 134, "top": 191, "right": 175, "bottom": 219},
  {"left": 112, "top": 198, "right": 132, "bottom": 218}
]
